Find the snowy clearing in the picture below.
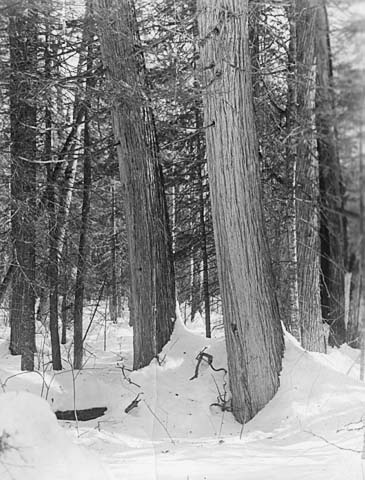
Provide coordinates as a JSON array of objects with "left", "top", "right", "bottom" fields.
[{"left": 0, "top": 307, "right": 364, "bottom": 480}]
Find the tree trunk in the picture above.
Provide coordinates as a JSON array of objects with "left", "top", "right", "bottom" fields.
[
  {"left": 198, "top": 0, "right": 284, "bottom": 423},
  {"left": 295, "top": 0, "right": 325, "bottom": 352},
  {"left": 73, "top": 7, "right": 94, "bottom": 369},
  {"left": 95, "top": 0, "right": 176, "bottom": 369},
  {"left": 315, "top": 0, "right": 346, "bottom": 346},
  {"left": 73, "top": 113, "right": 92, "bottom": 370},
  {"left": 198, "top": 164, "right": 211, "bottom": 338},
  {"left": 110, "top": 181, "right": 118, "bottom": 324},
  {"left": 285, "top": 2, "right": 301, "bottom": 342},
  {"left": 43, "top": 28, "right": 62, "bottom": 370},
  {"left": 8, "top": 7, "right": 37, "bottom": 370}
]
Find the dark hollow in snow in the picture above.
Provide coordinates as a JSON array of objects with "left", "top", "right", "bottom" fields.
[{"left": 55, "top": 407, "right": 107, "bottom": 421}]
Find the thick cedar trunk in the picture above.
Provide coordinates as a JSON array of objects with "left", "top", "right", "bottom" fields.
[
  {"left": 198, "top": 0, "right": 284, "bottom": 423},
  {"left": 8, "top": 7, "right": 37, "bottom": 370},
  {"left": 295, "top": 0, "right": 325, "bottom": 352},
  {"left": 315, "top": 0, "right": 346, "bottom": 346},
  {"left": 95, "top": 0, "right": 176, "bottom": 369}
]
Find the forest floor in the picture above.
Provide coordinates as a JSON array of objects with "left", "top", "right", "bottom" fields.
[{"left": 0, "top": 305, "right": 364, "bottom": 480}]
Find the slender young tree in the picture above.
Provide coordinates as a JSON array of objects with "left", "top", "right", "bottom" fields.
[
  {"left": 73, "top": 3, "right": 95, "bottom": 370},
  {"left": 198, "top": 0, "right": 284, "bottom": 423},
  {"left": 94, "top": 0, "right": 176, "bottom": 369}
]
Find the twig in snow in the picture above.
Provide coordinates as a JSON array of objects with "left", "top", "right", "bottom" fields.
[
  {"left": 83, "top": 277, "right": 106, "bottom": 343},
  {"left": 143, "top": 399, "right": 176, "bottom": 445},
  {"left": 304, "top": 430, "right": 361, "bottom": 453},
  {"left": 190, "top": 348, "right": 227, "bottom": 380},
  {"left": 117, "top": 363, "right": 141, "bottom": 388}
]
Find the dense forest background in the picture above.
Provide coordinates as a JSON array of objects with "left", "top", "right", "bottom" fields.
[{"left": 0, "top": 0, "right": 364, "bottom": 424}]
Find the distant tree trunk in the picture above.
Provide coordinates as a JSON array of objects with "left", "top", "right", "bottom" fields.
[
  {"left": 73, "top": 7, "right": 94, "bottom": 369},
  {"left": 95, "top": 0, "right": 176, "bottom": 369},
  {"left": 315, "top": 0, "right": 346, "bottom": 346},
  {"left": 295, "top": 0, "right": 325, "bottom": 352},
  {"left": 73, "top": 113, "right": 92, "bottom": 370},
  {"left": 110, "top": 181, "right": 118, "bottom": 324},
  {"left": 198, "top": 0, "right": 284, "bottom": 423},
  {"left": 8, "top": 7, "right": 37, "bottom": 371},
  {"left": 358, "top": 113, "right": 365, "bottom": 380},
  {"left": 285, "top": 2, "right": 301, "bottom": 343},
  {"left": 47, "top": 122, "right": 62, "bottom": 370},
  {"left": 347, "top": 255, "right": 361, "bottom": 347},
  {"left": 190, "top": 242, "right": 201, "bottom": 322},
  {"left": 44, "top": 28, "right": 62, "bottom": 370},
  {"left": 198, "top": 164, "right": 211, "bottom": 338},
  {"left": 61, "top": 239, "right": 70, "bottom": 345}
]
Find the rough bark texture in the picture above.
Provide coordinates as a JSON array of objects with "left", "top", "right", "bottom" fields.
[
  {"left": 198, "top": 0, "right": 284, "bottom": 423},
  {"left": 295, "top": 0, "right": 325, "bottom": 352},
  {"left": 315, "top": 0, "right": 346, "bottom": 346},
  {"left": 95, "top": 0, "right": 176, "bottom": 369},
  {"left": 285, "top": 3, "right": 301, "bottom": 343},
  {"left": 8, "top": 7, "right": 37, "bottom": 371}
]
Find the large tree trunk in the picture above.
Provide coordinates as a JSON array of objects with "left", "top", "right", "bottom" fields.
[
  {"left": 94, "top": 0, "right": 176, "bottom": 369},
  {"left": 295, "top": 0, "right": 325, "bottom": 352},
  {"left": 315, "top": 0, "right": 346, "bottom": 346},
  {"left": 8, "top": 6, "right": 37, "bottom": 371},
  {"left": 198, "top": 0, "right": 284, "bottom": 423}
]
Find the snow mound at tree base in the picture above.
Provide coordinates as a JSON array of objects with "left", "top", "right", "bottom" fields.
[{"left": 0, "top": 391, "right": 110, "bottom": 480}]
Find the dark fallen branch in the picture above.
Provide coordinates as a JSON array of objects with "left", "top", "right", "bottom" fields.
[
  {"left": 124, "top": 394, "right": 141, "bottom": 413},
  {"left": 190, "top": 348, "right": 227, "bottom": 380},
  {"left": 55, "top": 406, "right": 107, "bottom": 421}
]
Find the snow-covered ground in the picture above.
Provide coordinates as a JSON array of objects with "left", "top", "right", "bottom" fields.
[{"left": 0, "top": 305, "right": 364, "bottom": 479}]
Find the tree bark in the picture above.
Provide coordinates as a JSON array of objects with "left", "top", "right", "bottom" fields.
[
  {"left": 295, "top": 0, "right": 325, "bottom": 352},
  {"left": 285, "top": 2, "right": 301, "bottom": 343},
  {"left": 198, "top": 0, "right": 284, "bottom": 423},
  {"left": 315, "top": 0, "right": 346, "bottom": 346},
  {"left": 94, "top": 0, "right": 176, "bottom": 369},
  {"left": 8, "top": 6, "right": 37, "bottom": 370}
]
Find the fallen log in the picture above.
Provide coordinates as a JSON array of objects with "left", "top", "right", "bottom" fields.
[{"left": 55, "top": 406, "right": 107, "bottom": 421}]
